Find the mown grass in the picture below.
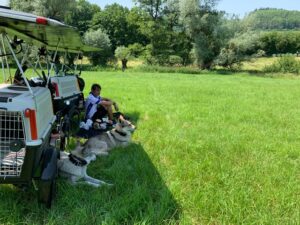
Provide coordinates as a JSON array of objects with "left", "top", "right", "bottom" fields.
[{"left": 0, "top": 71, "right": 299, "bottom": 224}]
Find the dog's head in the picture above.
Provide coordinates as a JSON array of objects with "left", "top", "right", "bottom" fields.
[
  {"left": 115, "top": 118, "right": 136, "bottom": 134},
  {"left": 71, "top": 142, "right": 98, "bottom": 160}
]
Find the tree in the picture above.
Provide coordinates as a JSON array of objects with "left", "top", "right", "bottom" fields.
[
  {"left": 243, "top": 8, "right": 300, "bottom": 30},
  {"left": 179, "top": 0, "right": 223, "bottom": 69},
  {"left": 134, "top": 0, "right": 166, "bottom": 20},
  {"left": 129, "top": 0, "right": 192, "bottom": 65},
  {"left": 10, "top": 0, "right": 35, "bottom": 12},
  {"left": 10, "top": 0, "right": 77, "bottom": 22},
  {"left": 115, "top": 46, "right": 132, "bottom": 71},
  {"left": 83, "top": 29, "right": 112, "bottom": 66},
  {"left": 91, "top": 4, "right": 147, "bottom": 51},
  {"left": 33, "top": 0, "right": 76, "bottom": 22},
  {"left": 65, "top": 0, "right": 100, "bottom": 33}
]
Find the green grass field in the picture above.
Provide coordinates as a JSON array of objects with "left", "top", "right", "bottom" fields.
[{"left": 0, "top": 71, "right": 299, "bottom": 224}]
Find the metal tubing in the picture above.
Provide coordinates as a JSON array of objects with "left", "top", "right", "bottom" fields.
[
  {"left": 47, "top": 39, "right": 60, "bottom": 86},
  {"left": 4, "top": 34, "right": 33, "bottom": 95},
  {"left": 1, "top": 34, "right": 11, "bottom": 83},
  {"left": 0, "top": 48, "right": 6, "bottom": 82}
]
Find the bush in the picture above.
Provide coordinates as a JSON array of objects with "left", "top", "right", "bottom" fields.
[
  {"left": 215, "top": 47, "right": 242, "bottom": 69},
  {"left": 168, "top": 55, "right": 183, "bottom": 66},
  {"left": 131, "top": 65, "right": 202, "bottom": 74},
  {"left": 264, "top": 55, "right": 300, "bottom": 74},
  {"left": 83, "top": 29, "right": 112, "bottom": 66},
  {"left": 253, "top": 49, "right": 266, "bottom": 58},
  {"left": 128, "top": 43, "right": 145, "bottom": 58}
]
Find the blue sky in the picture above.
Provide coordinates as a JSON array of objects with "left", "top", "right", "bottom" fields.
[
  {"left": 89, "top": 0, "right": 300, "bottom": 17},
  {"left": 217, "top": 0, "right": 300, "bottom": 17}
]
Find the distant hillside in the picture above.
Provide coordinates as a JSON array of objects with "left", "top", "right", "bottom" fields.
[{"left": 243, "top": 8, "right": 300, "bottom": 30}]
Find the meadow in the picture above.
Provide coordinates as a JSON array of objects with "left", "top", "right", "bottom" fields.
[{"left": 0, "top": 71, "right": 299, "bottom": 224}]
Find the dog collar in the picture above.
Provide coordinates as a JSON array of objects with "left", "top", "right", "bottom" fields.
[
  {"left": 110, "top": 130, "right": 129, "bottom": 142},
  {"left": 69, "top": 154, "right": 87, "bottom": 167},
  {"left": 115, "top": 129, "right": 127, "bottom": 137}
]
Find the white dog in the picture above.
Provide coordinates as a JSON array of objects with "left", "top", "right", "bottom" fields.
[{"left": 57, "top": 142, "right": 111, "bottom": 187}]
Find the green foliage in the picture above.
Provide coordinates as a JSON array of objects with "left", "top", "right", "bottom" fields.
[
  {"left": 179, "top": 0, "right": 225, "bottom": 69},
  {"left": 259, "top": 31, "right": 300, "bottom": 55},
  {"left": 91, "top": 4, "right": 147, "bottom": 51},
  {"left": 264, "top": 56, "right": 300, "bottom": 74},
  {"left": 10, "top": 0, "right": 35, "bottom": 12},
  {"left": 35, "top": 0, "right": 76, "bottom": 21},
  {"left": 114, "top": 46, "right": 132, "bottom": 61},
  {"left": 215, "top": 47, "right": 242, "bottom": 69},
  {"left": 128, "top": 43, "right": 145, "bottom": 58},
  {"left": 134, "top": 0, "right": 166, "bottom": 20},
  {"left": 65, "top": 0, "right": 100, "bottom": 33},
  {"left": 168, "top": 55, "right": 183, "bottom": 66},
  {"left": 83, "top": 29, "right": 112, "bottom": 66},
  {"left": 224, "top": 30, "right": 300, "bottom": 58},
  {"left": 243, "top": 8, "right": 300, "bottom": 30},
  {"left": 125, "top": 7, "right": 151, "bottom": 46},
  {"left": 140, "top": 44, "right": 156, "bottom": 65},
  {"left": 221, "top": 15, "right": 243, "bottom": 38},
  {"left": 130, "top": 0, "right": 192, "bottom": 66},
  {"left": 10, "top": 0, "right": 77, "bottom": 22}
]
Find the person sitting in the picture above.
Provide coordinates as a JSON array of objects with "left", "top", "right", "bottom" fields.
[{"left": 85, "top": 83, "right": 119, "bottom": 125}]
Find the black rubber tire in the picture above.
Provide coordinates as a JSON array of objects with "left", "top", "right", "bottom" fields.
[
  {"left": 38, "top": 179, "right": 56, "bottom": 208},
  {"left": 37, "top": 147, "right": 58, "bottom": 208}
]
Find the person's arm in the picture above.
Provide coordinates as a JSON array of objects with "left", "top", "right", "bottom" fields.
[
  {"left": 100, "top": 98, "right": 119, "bottom": 111},
  {"left": 101, "top": 97, "right": 112, "bottom": 101}
]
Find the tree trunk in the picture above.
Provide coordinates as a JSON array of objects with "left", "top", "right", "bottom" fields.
[{"left": 121, "top": 59, "right": 128, "bottom": 72}]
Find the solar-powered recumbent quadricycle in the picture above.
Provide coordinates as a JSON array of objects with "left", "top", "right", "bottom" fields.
[{"left": 0, "top": 7, "right": 98, "bottom": 207}]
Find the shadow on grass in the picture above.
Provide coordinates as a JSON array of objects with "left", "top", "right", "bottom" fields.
[
  {"left": 0, "top": 112, "right": 180, "bottom": 224},
  {"left": 214, "top": 68, "right": 267, "bottom": 76},
  {"left": 124, "top": 111, "right": 140, "bottom": 125}
]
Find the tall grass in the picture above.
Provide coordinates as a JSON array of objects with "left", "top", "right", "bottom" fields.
[
  {"left": 264, "top": 56, "right": 300, "bottom": 74},
  {"left": 130, "top": 65, "right": 204, "bottom": 74},
  {"left": 0, "top": 71, "right": 299, "bottom": 224}
]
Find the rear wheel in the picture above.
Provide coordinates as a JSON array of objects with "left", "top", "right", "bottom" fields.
[
  {"left": 38, "top": 178, "right": 56, "bottom": 208},
  {"left": 37, "top": 147, "right": 58, "bottom": 208}
]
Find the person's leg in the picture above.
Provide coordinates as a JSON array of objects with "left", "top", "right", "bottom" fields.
[
  {"left": 92, "top": 105, "right": 108, "bottom": 122},
  {"left": 106, "top": 105, "right": 113, "bottom": 121},
  {"left": 100, "top": 101, "right": 115, "bottom": 122}
]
